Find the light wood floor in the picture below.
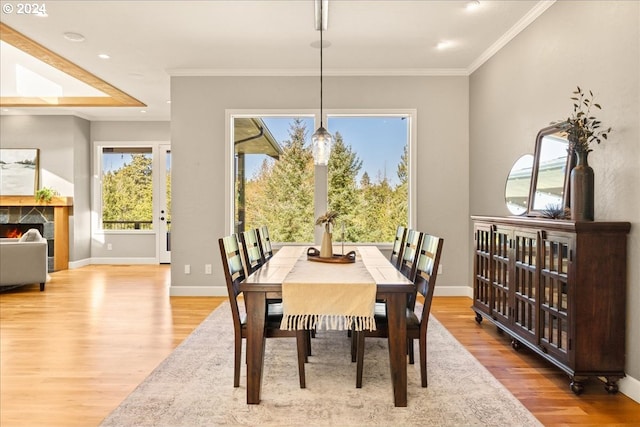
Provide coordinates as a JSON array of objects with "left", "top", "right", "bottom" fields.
[{"left": 1, "top": 265, "right": 638, "bottom": 427}]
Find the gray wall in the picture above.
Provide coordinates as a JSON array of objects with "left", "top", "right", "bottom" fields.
[
  {"left": 170, "top": 75, "right": 470, "bottom": 296},
  {"left": 469, "top": 1, "right": 639, "bottom": 388},
  {"left": 0, "top": 115, "right": 91, "bottom": 262}
]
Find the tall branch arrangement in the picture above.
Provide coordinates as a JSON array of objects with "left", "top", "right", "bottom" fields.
[{"left": 553, "top": 86, "right": 612, "bottom": 153}]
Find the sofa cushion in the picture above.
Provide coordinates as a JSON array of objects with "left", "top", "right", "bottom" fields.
[{"left": 19, "top": 229, "right": 42, "bottom": 242}]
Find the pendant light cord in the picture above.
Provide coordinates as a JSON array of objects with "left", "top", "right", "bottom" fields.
[{"left": 319, "top": 0, "right": 324, "bottom": 127}]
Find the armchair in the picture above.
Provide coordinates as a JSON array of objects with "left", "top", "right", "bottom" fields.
[{"left": 0, "top": 229, "right": 48, "bottom": 291}]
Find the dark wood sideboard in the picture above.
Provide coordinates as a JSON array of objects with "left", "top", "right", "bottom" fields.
[{"left": 471, "top": 215, "right": 630, "bottom": 394}]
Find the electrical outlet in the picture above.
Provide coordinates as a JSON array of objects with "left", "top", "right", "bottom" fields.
[
  {"left": 184, "top": 264, "right": 191, "bottom": 274},
  {"left": 205, "top": 264, "right": 212, "bottom": 274},
  {"left": 438, "top": 264, "right": 443, "bottom": 274},
  {"left": 107, "top": 243, "right": 112, "bottom": 250}
]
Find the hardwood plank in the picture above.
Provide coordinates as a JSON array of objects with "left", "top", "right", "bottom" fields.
[{"left": 1, "top": 267, "right": 638, "bottom": 426}]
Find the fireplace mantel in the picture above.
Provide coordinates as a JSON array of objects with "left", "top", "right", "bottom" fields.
[
  {"left": 0, "top": 195, "right": 73, "bottom": 270},
  {"left": 0, "top": 196, "right": 73, "bottom": 207}
]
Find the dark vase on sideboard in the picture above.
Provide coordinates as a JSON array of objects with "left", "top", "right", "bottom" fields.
[{"left": 570, "top": 149, "right": 594, "bottom": 221}]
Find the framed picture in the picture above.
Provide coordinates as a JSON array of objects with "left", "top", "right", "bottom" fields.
[{"left": 0, "top": 148, "right": 40, "bottom": 196}]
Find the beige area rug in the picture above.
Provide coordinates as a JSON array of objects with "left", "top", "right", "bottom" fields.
[{"left": 100, "top": 303, "right": 542, "bottom": 427}]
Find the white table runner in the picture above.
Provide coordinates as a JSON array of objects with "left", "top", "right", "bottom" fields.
[{"left": 280, "top": 249, "right": 377, "bottom": 331}]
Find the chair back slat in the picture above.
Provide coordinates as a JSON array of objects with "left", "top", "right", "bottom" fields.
[
  {"left": 399, "top": 229, "right": 424, "bottom": 282},
  {"left": 240, "top": 228, "right": 263, "bottom": 275},
  {"left": 257, "top": 225, "right": 273, "bottom": 262},
  {"left": 414, "top": 233, "right": 444, "bottom": 330},
  {"left": 390, "top": 225, "right": 407, "bottom": 269}
]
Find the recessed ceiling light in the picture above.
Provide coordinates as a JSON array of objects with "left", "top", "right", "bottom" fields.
[
  {"left": 98, "top": 53, "right": 110, "bottom": 59},
  {"left": 63, "top": 32, "right": 85, "bottom": 42},
  {"left": 140, "top": 110, "right": 147, "bottom": 113},
  {"left": 166, "top": 100, "right": 171, "bottom": 104},
  {"left": 436, "top": 40, "right": 454, "bottom": 50},
  {"left": 466, "top": 1, "right": 481, "bottom": 12}
]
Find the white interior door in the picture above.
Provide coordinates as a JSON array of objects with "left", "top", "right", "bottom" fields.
[{"left": 158, "top": 145, "right": 171, "bottom": 263}]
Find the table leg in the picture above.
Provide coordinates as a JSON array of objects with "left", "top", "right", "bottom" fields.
[
  {"left": 244, "top": 291, "right": 267, "bottom": 404},
  {"left": 386, "top": 293, "right": 408, "bottom": 407}
]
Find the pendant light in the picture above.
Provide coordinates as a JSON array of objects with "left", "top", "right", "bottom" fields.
[{"left": 311, "top": 0, "right": 332, "bottom": 165}]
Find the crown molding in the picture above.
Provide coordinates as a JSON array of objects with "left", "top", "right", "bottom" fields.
[
  {"left": 167, "top": 68, "right": 469, "bottom": 77},
  {"left": 467, "top": 0, "right": 556, "bottom": 74}
]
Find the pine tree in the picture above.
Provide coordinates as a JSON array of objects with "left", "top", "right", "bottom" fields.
[
  {"left": 260, "top": 118, "right": 315, "bottom": 242},
  {"left": 328, "top": 132, "right": 363, "bottom": 241}
]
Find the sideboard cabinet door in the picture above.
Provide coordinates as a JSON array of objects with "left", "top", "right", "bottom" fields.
[{"left": 538, "top": 231, "right": 572, "bottom": 365}]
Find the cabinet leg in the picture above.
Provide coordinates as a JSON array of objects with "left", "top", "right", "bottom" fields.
[
  {"left": 475, "top": 313, "right": 483, "bottom": 324},
  {"left": 570, "top": 377, "right": 585, "bottom": 395},
  {"left": 510, "top": 338, "right": 521, "bottom": 350},
  {"left": 604, "top": 377, "right": 620, "bottom": 394}
]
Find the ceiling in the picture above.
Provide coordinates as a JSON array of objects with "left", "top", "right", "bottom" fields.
[{"left": 0, "top": 0, "right": 553, "bottom": 121}]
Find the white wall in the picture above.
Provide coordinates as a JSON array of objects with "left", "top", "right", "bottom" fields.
[
  {"left": 469, "top": 0, "right": 639, "bottom": 396},
  {"left": 170, "top": 75, "right": 469, "bottom": 296}
]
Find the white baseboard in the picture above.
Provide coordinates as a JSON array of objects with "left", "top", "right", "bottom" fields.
[
  {"left": 68, "top": 258, "right": 91, "bottom": 269},
  {"left": 89, "top": 257, "right": 158, "bottom": 265},
  {"left": 620, "top": 374, "right": 640, "bottom": 403},
  {"left": 169, "top": 285, "right": 227, "bottom": 297}
]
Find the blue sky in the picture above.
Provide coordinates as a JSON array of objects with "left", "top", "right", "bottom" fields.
[{"left": 246, "top": 116, "right": 408, "bottom": 186}]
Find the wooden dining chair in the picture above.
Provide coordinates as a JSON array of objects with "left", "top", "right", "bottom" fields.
[
  {"left": 355, "top": 233, "right": 444, "bottom": 388},
  {"left": 256, "top": 225, "right": 273, "bottom": 263},
  {"left": 218, "top": 234, "right": 309, "bottom": 388},
  {"left": 390, "top": 225, "right": 407, "bottom": 269},
  {"left": 239, "top": 228, "right": 263, "bottom": 276}
]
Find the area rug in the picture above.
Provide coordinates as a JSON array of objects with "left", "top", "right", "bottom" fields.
[{"left": 100, "top": 303, "right": 542, "bottom": 427}]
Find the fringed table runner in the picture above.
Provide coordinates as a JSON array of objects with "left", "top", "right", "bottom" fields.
[{"left": 280, "top": 249, "right": 377, "bottom": 332}]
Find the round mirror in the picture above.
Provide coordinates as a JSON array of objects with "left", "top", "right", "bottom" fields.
[{"left": 505, "top": 154, "right": 534, "bottom": 215}]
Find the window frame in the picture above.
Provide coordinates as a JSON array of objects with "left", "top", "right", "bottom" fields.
[
  {"left": 225, "top": 109, "right": 417, "bottom": 245},
  {"left": 93, "top": 141, "right": 165, "bottom": 236}
]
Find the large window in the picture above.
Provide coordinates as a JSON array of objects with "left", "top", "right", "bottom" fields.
[
  {"left": 231, "top": 111, "right": 413, "bottom": 244},
  {"left": 100, "top": 147, "right": 154, "bottom": 230}
]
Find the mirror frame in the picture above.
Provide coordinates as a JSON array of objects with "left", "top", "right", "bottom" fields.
[{"left": 527, "top": 122, "right": 573, "bottom": 216}]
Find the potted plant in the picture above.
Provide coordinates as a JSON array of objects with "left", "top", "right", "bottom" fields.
[
  {"left": 316, "top": 210, "right": 339, "bottom": 257},
  {"left": 553, "top": 86, "right": 612, "bottom": 221},
  {"left": 35, "top": 187, "right": 59, "bottom": 203}
]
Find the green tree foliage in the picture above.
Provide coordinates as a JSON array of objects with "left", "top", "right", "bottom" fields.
[
  {"left": 102, "top": 154, "right": 153, "bottom": 229},
  {"left": 328, "top": 132, "right": 363, "bottom": 241},
  {"left": 246, "top": 119, "right": 315, "bottom": 242},
  {"left": 242, "top": 119, "right": 408, "bottom": 243}
]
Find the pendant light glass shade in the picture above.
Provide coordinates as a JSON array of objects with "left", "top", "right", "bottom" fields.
[
  {"left": 311, "top": 0, "right": 332, "bottom": 165},
  {"left": 312, "top": 125, "right": 332, "bottom": 165}
]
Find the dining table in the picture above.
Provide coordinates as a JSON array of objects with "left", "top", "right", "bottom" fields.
[{"left": 239, "top": 245, "right": 415, "bottom": 407}]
